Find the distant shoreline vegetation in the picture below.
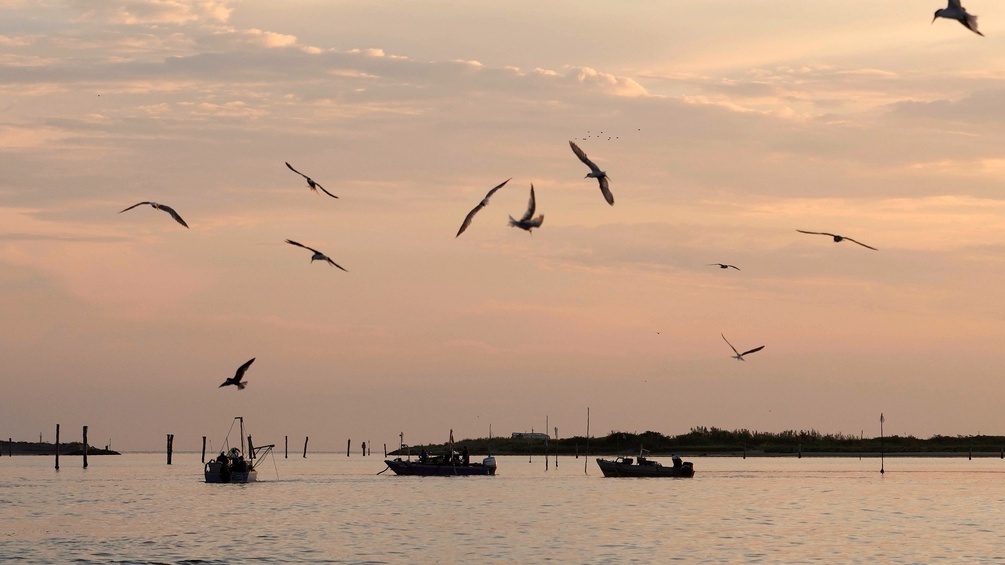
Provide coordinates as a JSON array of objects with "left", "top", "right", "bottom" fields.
[
  {"left": 2, "top": 441, "right": 119, "bottom": 456},
  {"left": 391, "top": 427, "right": 1005, "bottom": 457}
]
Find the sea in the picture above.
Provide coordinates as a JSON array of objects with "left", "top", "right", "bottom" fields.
[{"left": 2, "top": 452, "right": 1003, "bottom": 564}]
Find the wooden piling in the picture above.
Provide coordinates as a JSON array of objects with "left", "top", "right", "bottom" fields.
[
  {"left": 8, "top": 437, "right": 11, "bottom": 456},
  {"left": 201, "top": 436, "right": 207, "bottom": 463},
  {"left": 346, "top": 438, "right": 351, "bottom": 457},
  {"left": 55, "top": 424, "right": 60, "bottom": 471},
  {"left": 383, "top": 443, "right": 387, "bottom": 457},
  {"left": 303, "top": 436, "right": 308, "bottom": 458},
  {"left": 166, "top": 434, "right": 174, "bottom": 465},
  {"left": 82, "top": 426, "right": 88, "bottom": 469},
  {"left": 285, "top": 435, "right": 288, "bottom": 459}
]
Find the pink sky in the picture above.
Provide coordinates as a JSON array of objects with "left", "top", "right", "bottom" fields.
[{"left": 2, "top": 0, "right": 1005, "bottom": 451}]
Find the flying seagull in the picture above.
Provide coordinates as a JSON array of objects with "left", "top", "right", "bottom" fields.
[
  {"left": 933, "top": 0, "right": 983, "bottom": 36},
  {"left": 456, "top": 178, "right": 512, "bottom": 237},
  {"left": 508, "top": 184, "right": 544, "bottom": 232},
  {"left": 797, "top": 230, "right": 877, "bottom": 250},
  {"left": 708, "top": 263, "right": 741, "bottom": 271},
  {"left": 721, "top": 334, "right": 764, "bottom": 361},
  {"left": 285, "top": 239, "right": 348, "bottom": 271},
  {"left": 219, "top": 358, "right": 255, "bottom": 390},
  {"left": 285, "top": 162, "right": 338, "bottom": 199},
  {"left": 119, "top": 201, "right": 189, "bottom": 228},
  {"left": 569, "top": 141, "right": 614, "bottom": 206}
]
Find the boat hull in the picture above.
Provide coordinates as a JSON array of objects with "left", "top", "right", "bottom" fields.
[
  {"left": 384, "top": 457, "right": 496, "bottom": 476},
  {"left": 596, "top": 457, "right": 694, "bottom": 478}
]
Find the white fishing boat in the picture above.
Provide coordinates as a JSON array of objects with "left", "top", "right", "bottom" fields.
[{"left": 204, "top": 416, "right": 274, "bottom": 483}]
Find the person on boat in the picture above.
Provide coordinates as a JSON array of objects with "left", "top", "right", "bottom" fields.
[
  {"left": 216, "top": 451, "right": 232, "bottom": 482},
  {"left": 462, "top": 445, "right": 470, "bottom": 465},
  {"left": 419, "top": 449, "right": 428, "bottom": 463},
  {"left": 672, "top": 454, "right": 683, "bottom": 468}
]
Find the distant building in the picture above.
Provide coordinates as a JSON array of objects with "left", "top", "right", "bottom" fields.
[{"left": 511, "top": 432, "right": 550, "bottom": 440}]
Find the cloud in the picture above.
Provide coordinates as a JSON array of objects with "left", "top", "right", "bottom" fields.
[{"left": 67, "top": 0, "right": 232, "bottom": 25}]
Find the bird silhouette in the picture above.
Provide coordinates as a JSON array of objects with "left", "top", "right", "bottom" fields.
[
  {"left": 797, "top": 230, "right": 877, "bottom": 250},
  {"left": 119, "top": 202, "right": 189, "bottom": 228},
  {"left": 219, "top": 358, "right": 255, "bottom": 390},
  {"left": 508, "top": 184, "right": 544, "bottom": 232},
  {"left": 709, "top": 263, "right": 741, "bottom": 271},
  {"left": 722, "top": 334, "right": 764, "bottom": 361},
  {"left": 286, "top": 162, "right": 338, "bottom": 199},
  {"left": 569, "top": 141, "right": 614, "bottom": 206},
  {"left": 456, "top": 178, "right": 512, "bottom": 237},
  {"left": 285, "top": 239, "right": 348, "bottom": 271},
  {"left": 933, "top": 0, "right": 983, "bottom": 36}
]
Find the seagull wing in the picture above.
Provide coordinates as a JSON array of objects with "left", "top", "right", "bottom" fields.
[
  {"left": 843, "top": 237, "right": 878, "bottom": 251},
  {"left": 520, "top": 185, "right": 537, "bottom": 222},
  {"left": 721, "top": 333, "right": 740, "bottom": 356},
  {"left": 234, "top": 357, "right": 256, "bottom": 381},
  {"left": 119, "top": 202, "right": 152, "bottom": 213},
  {"left": 796, "top": 230, "right": 837, "bottom": 237},
  {"left": 483, "top": 177, "right": 512, "bottom": 200},
  {"left": 285, "top": 161, "right": 309, "bottom": 180},
  {"left": 157, "top": 204, "right": 189, "bottom": 228},
  {"left": 456, "top": 204, "right": 484, "bottom": 237},
  {"left": 285, "top": 239, "right": 322, "bottom": 255},
  {"left": 316, "top": 183, "right": 339, "bottom": 199},
  {"left": 325, "top": 257, "right": 349, "bottom": 272},
  {"left": 569, "top": 141, "right": 601, "bottom": 173},
  {"left": 740, "top": 345, "right": 765, "bottom": 357},
  {"left": 729, "top": 265, "right": 741, "bottom": 271},
  {"left": 961, "top": 12, "right": 983, "bottom": 35},
  {"left": 598, "top": 175, "right": 614, "bottom": 206}
]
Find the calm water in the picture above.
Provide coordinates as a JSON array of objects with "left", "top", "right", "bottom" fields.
[{"left": 2, "top": 453, "right": 1004, "bottom": 563}]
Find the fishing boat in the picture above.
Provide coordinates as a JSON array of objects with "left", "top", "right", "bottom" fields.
[
  {"left": 383, "top": 451, "right": 497, "bottom": 476},
  {"left": 596, "top": 450, "right": 694, "bottom": 478},
  {"left": 204, "top": 416, "right": 274, "bottom": 483}
]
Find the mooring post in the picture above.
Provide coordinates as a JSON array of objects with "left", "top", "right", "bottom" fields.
[
  {"left": 166, "top": 434, "right": 174, "bottom": 465},
  {"left": 346, "top": 438, "right": 351, "bottom": 457},
  {"left": 362, "top": 441, "right": 366, "bottom": 457},
  {"left": 285, "top": 435, "right": 288, "bottom": 459},
  {"left": 201, "top": 436, "right": 207, "bottom": 463},
  {"left": 384, "top": 443, "right": 387, "bottom": 457},
  {"left": 303, "top": 436, "right": 308, "bottom": 458},
  {"left": 8, "top": 437, "right": 11, "bottom": 457},
  {"left": 82, "top": 426, "right": 88, "bottom": 469},
  {"left": 55, "top": 424, "right": 60, "bottom": 471}
]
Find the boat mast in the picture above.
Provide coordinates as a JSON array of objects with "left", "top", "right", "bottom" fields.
[{"left": 238, "top": 416, "right": 245, "bottom": 457}]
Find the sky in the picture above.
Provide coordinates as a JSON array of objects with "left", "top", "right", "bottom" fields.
[{"left": 2, "top": 0, "right": 1005, "bottom": 452}]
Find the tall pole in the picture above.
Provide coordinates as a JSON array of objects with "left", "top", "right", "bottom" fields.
[
  {"left": 880, "top": 412, "right": 885, "bottom": 475},
  {"left": 584, "top": 407, "right": 590, "bottom": 475},
  {"left": 82, "top": 426, "right": 88, "bottom": 469},
  {"left": 55, "top": 424, "right": 60, "bottom": 471}
]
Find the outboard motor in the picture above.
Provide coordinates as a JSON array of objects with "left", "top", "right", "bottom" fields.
[{"left": 482, "top": 456, "right": 497, "bottom": 475}]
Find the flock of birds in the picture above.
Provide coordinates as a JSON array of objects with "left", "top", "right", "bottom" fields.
[{"left": 119, "top": 0, "right": 983, "bottom": 386}]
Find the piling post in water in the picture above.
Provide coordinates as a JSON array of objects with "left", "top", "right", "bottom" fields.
[
  {"left": 584, "top": 407, "right": 590, "bottom": 475},
  {"left": 303, "top": 436, "right": 309, "bottom": 458},
  {"left": 969, "top": 436, "right": 972, "bottom": 461},
  {"left": 166, "top": 434, "right": 174, "bottom": 465},
  {"left": 384, "top": 443, "right": 387, "bottom": 457},
  {"left": 201, "top": 436, "right": 207, "bottom": 463},
  {"left": 82, "top": 426, "right": 88, "bottom": 469},
  {"left": 285, "top": 436, "right": 288, "bottom": 459},
  {"left": 362, "top": 441, "right": 366, "bottom": 456},
  {"left": 798, "top": 443, "right": 802, "bottom": 459},
  {"left": 880, "top": 413, "right": 885, "bottom": 475},
  {"left": 7, "top": 437, "right": 11, "bottom": 457},
  {"left": 347, "top": 438, "right": 351, "bottom": 457},
  {"left": 55, "top": 424, "right": 60, "bottom": 471}
]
